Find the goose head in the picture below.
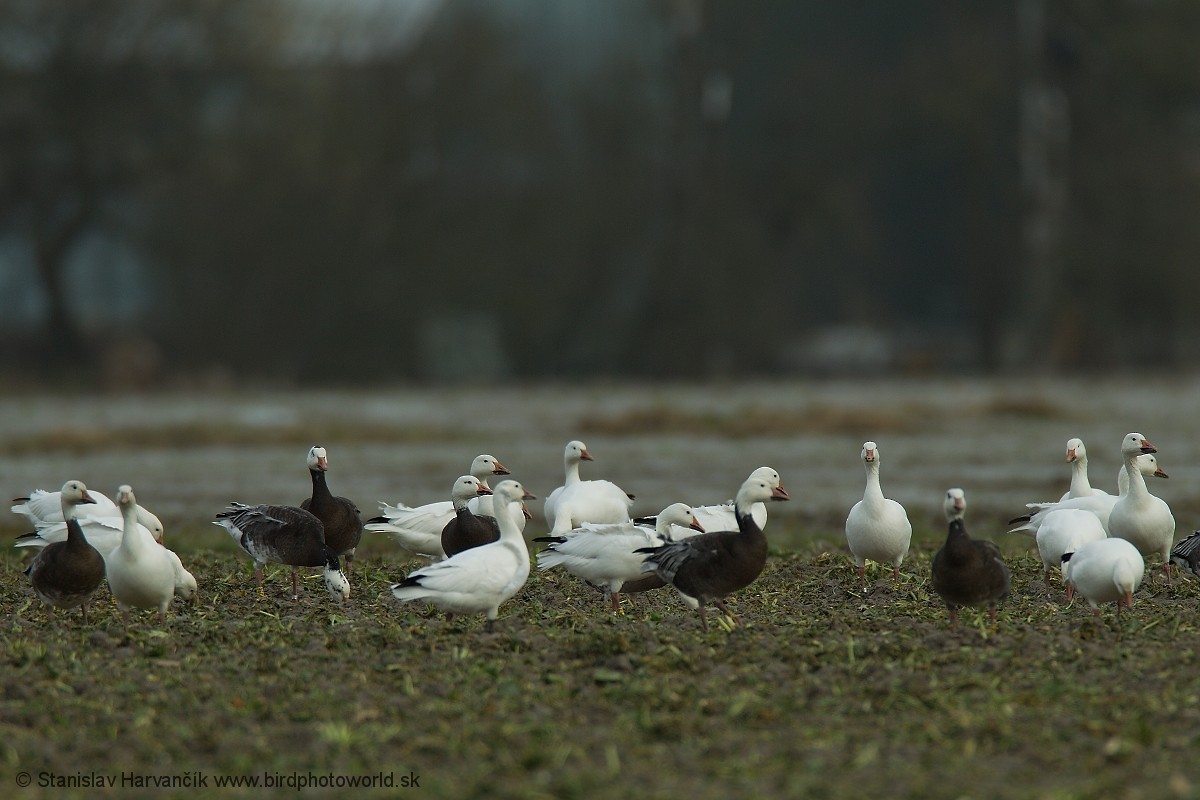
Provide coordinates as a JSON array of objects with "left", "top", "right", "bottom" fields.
[
  {"left": 1138, "top": 453, "right": 1169, "bottom": 479},
  {"left": 323, "top": 555, "right": 351, "bottom": 603},
  {"left": 658, "top": 502, "right": 705, "bottom": 534},
  {"left": 943, "top": 488, "right": 966, "bottom": 522},
  {"left": 735, "top": 476, "right": 790, "bottom": 509},
  {"left": 1121, "top": 433, "right": 1156, "bottom": 459},
  {"left": 470, "top": 454, "right": 511, "bottom": 481},
  {"left": 492, "top": 480, "right": 537, "bottom": 520},
  {"left": 138, "top": 508, "right": 166, "bottom": 543},
  {"left": 307, "top": 445, "right": 329, "bottom": 472},
  {"left": 59, "top": 480, "right": 96, "bottom": 507},
  {"left": 451, "top": 474, "right": 492, "bottom": 504},
  {"left": 564, "top": 440, "right": 593, "bottom": 464},
  {"left": 1065, "top": 438, "right": 1086, "bottom": 463},
  {"left": 748, "top": 466, "right": 788, "bottom": 499},
  {"left": 861, "top": 441, "right": 879, "bottom": 467}
]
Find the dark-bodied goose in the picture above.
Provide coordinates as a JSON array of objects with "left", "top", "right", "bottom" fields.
[
  {"left": 536, "top": 502, "right": 704, "bottom": 613},
  {"left": 845, "top": 441, "right": 912, "bottom": 584},
  {"left": 365, "top": 454, "right": 514, "bottom": 561},
  {"left": 107, "top": 485, "right": 177, "bottom": 623},
  {"left": 392, "top": 480, "right": 535, "bottom": 631},
  {"left": 1063, "top": 537, "right": 1144, "bottom": 620},
  {"left": 637, "top": 476, "right": 789, "bottom": 630},
  {"left": 543, "top": 440, "right": 634, "bottom": 534},
  {"left": 1108, "top": 433, "right": 1175, "bottom": 582},
  {"left": 214, "top": 502, "right": 350, "bottom": 602},
  {"left": 1170, "top": 530, "right": 1200, "bottom": 578},
  {"left": 24, "top": 480, "right": 105, "bottom": 623},
  {"left": 299, "top": 445, "right": 363, "bottom": 574},
  {"left": 440, "top": 475, "right": 497, "bottom": 557},
  {"left": 931, "top": 488, "right": 1010, "bottom": 630}
]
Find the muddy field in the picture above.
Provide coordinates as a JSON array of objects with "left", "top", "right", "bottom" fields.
[{"left": 3, "top": 378, "right": 1200, "bottom": 798}]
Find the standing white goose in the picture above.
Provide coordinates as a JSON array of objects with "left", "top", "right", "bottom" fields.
[
  {"left": 535, "top": 502, "right": 705, "bottom": 613},
  {"left": 24, "top": 481, "right": 106, "bottom": 624},
  {"left": 1108, "top": 432, "right": 1175, "bottom": 581},
  {"left": 365, "top": 454, "right": 516, "bottom": 560},
  {"left": 106, "top": 485, "right": 177, "bottom": 623},
  {"left": 1059, "top": 438, "right": 1107, "bottom": 501},
  {"left": 1034, "top": 508, "right": 1107, "bottom": 593},
  {"left": 543, "top": 441, "right": 634, "bottom": 534},
  {"left": 845, "top": 441, "right": 912, "bottom": 583},
  {"left": 391, "top": 480, "right": 535, "bottom": 631},
  {"left": 1063, "top": 537, "right": 1144, "bottom": 620}
]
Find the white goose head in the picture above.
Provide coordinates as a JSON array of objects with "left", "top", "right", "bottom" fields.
[
  {"left": 657, "top": 502, "right": 705, "bottom": 535},
  {"left": 450, "top": 474, "right": 492, "bottom": 505},
  {"left": 58, "top": 479, "right": 96, "bottom": 521},
  {"left": 470, "top": 454, "right": 511, "bottom": 481},
  {"left": 492, "top": 480, "right": 537, "bottom": 526},
  {"left": 1138, "top": 453, "right": 1169, "bottom": 479},
  {"left": 308, "top": 445, "right": 329, "bottom": 472},
  {"left": 1121, "top": 433, "right": 1157, "bottom": 460},
  {"left": 1066, "top": 438, "right": 1086, "bottom": 463},
  {"left": 116, "top": 484, "right": 137, "bottom": 514},
  {"left": 943, "top": 488, "right": 966, "bottom": 522},
  {"left": 564, "top": 440, "right": 593, "bottom": 465},
  {"left": 861, "top": 441, "right": 879, "bottom": 467},
  {"left": 735, "top": 476, "right": 790, "bottom": 510}
]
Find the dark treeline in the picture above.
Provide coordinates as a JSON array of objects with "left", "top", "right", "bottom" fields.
[{"left": 2, "top": 0, "right": 1199, "bottom": 387}]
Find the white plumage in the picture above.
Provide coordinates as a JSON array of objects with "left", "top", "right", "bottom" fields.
[
  {"left": 106, "top": 486, "right": 178, "bottom": 623},
  {"left": 1108, "top": 433, "right": 1175, "bottom": 580},
  {"left": 1064, "top": 537, "right": 1145, "bottom": 619},
  {"left": 845, "top": 441, "right": 912, "bottom": 582},
  {"left": 543, "top": 440, "right": 633, "bottom": 533},
  {"left": 1034, "top": 508, "right": 1107, "bottom": 588}
]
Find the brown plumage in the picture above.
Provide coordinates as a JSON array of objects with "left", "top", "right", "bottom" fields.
[
  {"left": 299, "top": 445, "right": 363, "bottom": 573},
  {"left": 931, "top": 516, "right": 1011, "bottom": 630},
  {"left": 440, "top": 476, "right": 498, "bottom": 557},
  {"left": 24, "top": 481, "right": 105, "bottom": 624}
]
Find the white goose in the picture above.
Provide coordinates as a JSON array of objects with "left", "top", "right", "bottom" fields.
[
  {"left": 1009, "top": 452, "right": 1167, "bottom": 537},
  {"left": 845, "top": 441, "right": 912, "bottom": 582},
  {"left": 391, "top": 480, "right": 535, "bottom": 631},
  {"left": 106, "top": 485, "right": 178, "bottom": 623},
  {"left": 1034, "top": 508, "right": 1107, "bottom": 591},
  {"left": 14, "top": 489, "right": 165, "bottom": 545},
  {"left": 1059, "top": 438, "right": 1107, "bottom": 501},
  {"left": 365, "top": 454, "right": 517, "bottom": 560},
  {"left": 535, "top": 502, "right": 704, "bottom": 613},
  {"left": 1108, "top": 432, "right": 1175, "bottom": 580},
  {"left": 1063, "top": 537, "right": 1144, "bottom": 620},
  {"left": 543, "top": 440, "right": 634, "bottom": 534}
]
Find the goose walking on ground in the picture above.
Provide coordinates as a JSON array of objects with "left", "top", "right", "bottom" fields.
[
  {"left": 1107, "top": 433, "right": 1175, "bottom": 582},
  {"left": 637, "top": 476, "right": 789, "bottom": 630},
  {"left": 1034, "top": 508, "right": 1107, "bottom": 595},
  {"left": 845, "top": 441, "right": 912, "bottom": 585},
  {"left": 391, "top": 480, "right": 536, "bottom": 631},
  {"left": 543, "top": 441, "right": 634, "bottom": 534},
  {"left": 24, "top": 481, "right": 106, "bottom": 624},
  {"left": 214, "top": 503, "right": 349, "bottom": 602},
  {"left": 299, "top": 445, "right": 363, "bottom": 574},
  {"left": 107, "top": 486, "right": 177, "bottom": 623},
  {"left": 1063, "top": 537, "right": 1144, "bottom": 620},
  {"left": 535, "top": 502, "right": 705, "bottom": 613},
  {"left": 931, "top": 488, "right": 1011, "bottom": 630},
  {"left": 440, "top": 475, "right": 497, "bottom": 557},
  {"left": 365, "top": 454, "right": 514, "bottom": 561},
  {"left": 1009, "top": 452, "right": 1168, "bottom": 537}
]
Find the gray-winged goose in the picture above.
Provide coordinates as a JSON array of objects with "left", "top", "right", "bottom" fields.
[
  {"left": 106, "top": 485, "right": 177, "bottom": 623},
  {"left": 24, "top": 481, "right": 105, "bottom": 624},
  {"left": 543, "top": 441, "right": 634, "bottom": 534},
  {"left": 214, "top": 502, "right": 350, "bottom": 602},
  {"left": 1108, "top": 433, "right": 1175, "bottom": 582},
  {"left": 299, "top": 445, "right": 364, "bottom": 574},
  {"left": 1170, "top": 530, "right": 1200, "bottom": 578},
  {"left": 637, "top": 475, "right": 789, "bottom": 630},
  {"left": 392, "top": 480, "right": 535, "bottom": 631},
  {"left": 845, "top": 441, "right": 912, "bottom": 585},
  {"left": 930, "top": 488, "right": 1010, "bottom": 630},
  {"left": 535, "top": 502, "right": 704, "bottom": 613},
  {"left": 440, "top": 475, "right": 498, "bottom": 557}
]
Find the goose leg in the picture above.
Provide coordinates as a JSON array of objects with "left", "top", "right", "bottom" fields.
[
  {"left": 713, "top": 599, "right": 741, "bottom": 627},
  {"left": 948, "top": 606, "right": 959, "bottom": 631},
  {"left": 291, "top": 568, "right": 300, "bottom": 600},
  {"left": 81, "top": 603, "right": 89, "bottom": 625},
  {"left": 610, "top": 590, "right": 621, "bottom": 614},
  {"left": 697, "top": 605, "right": 709, "bottom": 631}
]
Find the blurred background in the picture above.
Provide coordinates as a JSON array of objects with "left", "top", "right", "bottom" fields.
[{"left": 4, "top": 0, "right": 1200, "bottom": 390}]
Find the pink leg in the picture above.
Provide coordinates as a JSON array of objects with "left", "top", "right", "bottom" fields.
[
  {"left": 697, "top": 605, "right": 709, "bottom": 631},
  {"left": 948, "top": 607, "right": 959, "bottom": 631}
]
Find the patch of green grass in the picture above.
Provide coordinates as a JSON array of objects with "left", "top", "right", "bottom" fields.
[{"left": 3, "top": 528, "right": 1199, "bottom": 799}]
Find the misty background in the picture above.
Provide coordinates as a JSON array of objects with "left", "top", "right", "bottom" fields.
[{"left": 2, "top": 0, "right": 1199, "bottom": 390}]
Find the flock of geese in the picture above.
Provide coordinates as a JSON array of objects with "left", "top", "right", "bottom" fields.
[{"left": 11, "top": 433, "right": 1199, "bottom": 632}]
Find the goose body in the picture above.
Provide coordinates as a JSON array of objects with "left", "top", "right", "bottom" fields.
[
  {"left": 391, "top": 480, "right": 535, "bottom": 631},
  {"left": 13, "top": 488, "right": 165, "bottom": 542},
  {"left": 1064, "top": 537, "right": 1144, "bottom": 619},
  {"left": 543, "top": 441, "right": 634, "bottom": 534},
  {"left": 1034, "top": 508, "right": 1107, "bottom": 587},
  {"left": 24, "top": 481, "right": 106, "bottom": 623},
  {"left": 638, "top": 476, "right": 789, "bottom": 630},
  {"left": 536, "top": 502, "right": 704, "bottom": 612},
  {"left": 440, "top": 475, "right": 498, "bottom": 557},
  {"left": 931, "top": 489, "right": 1010, "bottom": 630},
  {"left": 106, "top": 486, "right": 177, "bottom": 623},
  {"left": 298, "top": 445, "right": 363, "bottom": 573},
  {"left": 365, "top": 454, "right": 514, "bottom": 560},
  {"left": 845, "top": 442, "right": 912, "bottom": 581},
  {"left": 214, "top": 502, "right": 349, "bottom": 602},
  {"left": 1107, "top": 433, "right": 1175, "bottom": 579},
  {"left": 1169, "top": 530, "right": 1200, "bottom": 578}
]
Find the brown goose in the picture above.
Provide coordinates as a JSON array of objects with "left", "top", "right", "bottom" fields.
[
  {"left": 637, "top": 476, "right": 790, "bottom": 630},
  {"left": 440, "top": 475, "right": 497, "bottom": 557},
  {"left": 930, "top": 488, "right": 1011, "bottom": 630},
  {"left": 25, "top": 480, "right": 105, "bottom": 624},
  {"left": 299, "top": 445, "right": 364, "bottom": 574},
  {"left": 214, "top": 502, "right": 350, "bottom": 602}
]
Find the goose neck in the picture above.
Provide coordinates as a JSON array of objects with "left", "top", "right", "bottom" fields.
[
  {"left": 1069, "top": 459, "right": 1093, "bottom": 496},
  {"left": 563, "top": 458, "right": 582, "bottom": 486},
  {"left": 1122, "top": 456, "right": 1149, "bottom": 499},
  {"left": 862, "top": 464, "right": 886, "bottom": 503}
]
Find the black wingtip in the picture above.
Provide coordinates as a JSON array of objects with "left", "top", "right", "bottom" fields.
[
  {"left": 532, "top": 536, "right": 566, "bottom": 544},
  {"left": 1008, "top": 515, "right": 1031, "bottom": 525}
]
